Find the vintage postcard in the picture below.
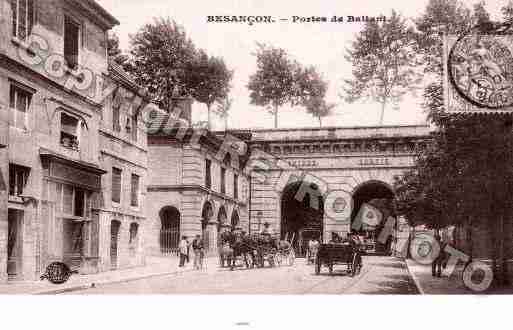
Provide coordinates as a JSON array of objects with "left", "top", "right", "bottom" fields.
[{"left": 1, "top": 0, "right": 513, "bottom": 326}]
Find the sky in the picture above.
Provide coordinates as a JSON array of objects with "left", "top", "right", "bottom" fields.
[{"left": 96, "top": 0, "right": 509, "bottom": 130}]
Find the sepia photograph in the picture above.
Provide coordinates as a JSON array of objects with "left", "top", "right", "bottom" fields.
[{"left": 1, "top": 0, "right": 513, "bottom": 326}]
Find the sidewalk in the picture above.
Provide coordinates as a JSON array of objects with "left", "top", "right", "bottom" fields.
[
  {"left": 0, "top": 255, "right": 220, "bottom": 295},
  {"left": 405, "top": 259, "right": 513, "bottom": 294}
]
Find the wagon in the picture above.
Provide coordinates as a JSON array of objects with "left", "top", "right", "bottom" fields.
[{"left": 315, "top": 243, "right": 362, "bottom": 276}]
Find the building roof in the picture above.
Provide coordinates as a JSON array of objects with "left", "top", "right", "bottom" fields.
[
  {"left": 67, "top": 0, "right": 119, "bottom": 29},
  {"left": 108, "top": 60, "right": 145, "bottom": 96}
]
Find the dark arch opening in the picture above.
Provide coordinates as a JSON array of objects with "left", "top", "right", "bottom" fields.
[
  {"left": 201, "top": 201, "right": 213, "bottom": 230},
  {"left": 281, "top": 181, "right": 324, "bottom": 257},
  {"left": 351, "top": 181, "right": 395, "bottom": 255},
  {"left": 201, "top": 201, "right": 214, "bottom": 250},
  {"left": 159, "top": 206, "right": 180, "bottom": 254}
]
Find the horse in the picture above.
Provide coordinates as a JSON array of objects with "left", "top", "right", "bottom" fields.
[{"left": 219, "top": 232, "right": 256, "bottom": 270}]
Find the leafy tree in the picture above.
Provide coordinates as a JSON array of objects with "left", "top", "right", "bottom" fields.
[
  {"left": 215, "top": 96, "right": 233, "bottom": 131},
  {"left": 188, "top": 50, "right": 233, "bottom": 129},
  {"left": 304, "top": 96, "right": 336, "bottom": 127},
  {"left": 247, "top": 43, "right": 300, "bottom": 128},
  {"left": 342, "top": 10, "right": 422, "bottom": 125},
  {"left": 414, "top": 0, "right": 472, "bottom": 77},
  {"left": 295, "top": 65, "right": 334, "bottom": 126},
  {"left": 124, "top": 18, "right": 197, "bottom": 112},
  {"left": 472, "top": 1, "right": 492, "bottom": 27},
  {"left": 502, "top": 0, "right": 513, "bottom": 23},
  {"left": 107, "top": 32, "right": 129, "bottom": 66}
]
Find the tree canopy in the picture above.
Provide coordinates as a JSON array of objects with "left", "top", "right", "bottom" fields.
[
  {"left": 247, "top": 44, "right": 333, "bottom": 128},
  {"left": 247, "top": 43, "right": 300, "bottom": 128},
  {"left": 188, "top": 50, "right": 233, "bottom": 129},
  {"left": 123, "top": 18, "right": 198, "bottom": 112},
  {"left": 342, "top": 10, "right": 422, "bottom": 125}
]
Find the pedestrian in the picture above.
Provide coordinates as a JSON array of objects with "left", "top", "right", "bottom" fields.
[
  {"left": 178, "top": 236, "right": 188, "bottom": 267},
  {"left": 192, "top": 234, "right": 204, "bottom": 270},
  {"left": 431, "top": 232, "right": 445, "bottom": 278}
]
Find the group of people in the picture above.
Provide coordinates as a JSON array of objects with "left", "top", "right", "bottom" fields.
[{"left": 178, "top": 234, "right": 205, "bottom": 270}]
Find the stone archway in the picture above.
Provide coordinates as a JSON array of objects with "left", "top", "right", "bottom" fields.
[
  {"left": 159, "top": 206, "right": 180, "bottom": 255},
  {"left": 281, "top": 181, "right": 324, "bottom": 257},
  {"left": 351, "top": 180, "right": 395, "bottom": 254}
]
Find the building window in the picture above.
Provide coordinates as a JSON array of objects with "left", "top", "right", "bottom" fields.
[
  {"left": 8, "top": 164, "right": 30, "bottom": 197},
  {"left": 60, "top": 184, "right": 90, "bottom": 218},
  {"left": 130, "top": 173, "right": 139, "bottom": 207},
  {"left": 112, "top": 167, "right": 122, "bottom": 204},
  {"left": 9, "top": 84, "right": 32, "bottom": 130},
  {"left": 60, "top": 112, "right": 80, "bottom": 150},
  {"left": 234, "top": 174, "right": 239, "bottom": 200},
  {"left": 205, "top": 159, "right": 211, "bottom": 189},
  {"left": 11, "top": 0, "right": 34, "bottom": 41},
  {"left": 64, "top": 16, "right": 80, "bottom": 69},
  {"left": 221, "top": 167, "right": 226, "bottom": 195},
  {"left": 112, "top": 104, "right": 121, "bottom": 132},
  {"left": 129, "top": 223, "right": 138, "bottom": 244}
]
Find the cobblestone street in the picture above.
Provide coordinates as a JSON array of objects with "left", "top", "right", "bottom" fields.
[{"left": 67, "top": 256, "right": 418, "bottom": 295}]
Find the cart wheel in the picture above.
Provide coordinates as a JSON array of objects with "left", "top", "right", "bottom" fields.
[
  {"left": 274, "top": 253, "right": 282, "bottom": 267},
  {"left": 315, "top": 256, "right": 321, "bottom": 275}
]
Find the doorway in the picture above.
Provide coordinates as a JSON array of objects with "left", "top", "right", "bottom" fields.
[
  {"left": 7, "top": 209, "right": 23, "bottom": 280},
  {"left": 110, "top": 220, "right": 121, "bottom": 269}
]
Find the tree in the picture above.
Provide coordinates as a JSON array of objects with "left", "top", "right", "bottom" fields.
[
  {"left": 247, "top": 44, "right": 300, "bottom": 128},
  {"left": 502, "top": 0, "right": 513, "bottom": 23},
  {"left": 124, "top": 18, "right": 198, "bottom": 112},
  {"left": 343, "top": 10, "right": 422, "bottom": 125},
  {"left": 304, "top": 97, "right": 336, "bottom": 127},
  {"left": 215, "top": 96, "right": 233, "bottom": 131},
  {"left": 188, "top": 50, "right": 233, "bottom": 129},
  {"left": 472, "top": 1, "right": 492, "bottom": 27},
  {"left": 415, "top": 0, "right": 472, "bottom": 76},
  {"left": 295, "top": 65, "right": 334, "bottom": 126},
  {"left": 107, "top": 32, "right": 129, "bottom": 66}
]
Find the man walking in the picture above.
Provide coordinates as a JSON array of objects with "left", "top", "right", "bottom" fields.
[
  {"left": 192, "top": 234, "right": 204, "bottom": 270},
  {"left": 178, "top": 236, "right": 188, "bottom": 267},
  {"left": 432, "top": 232, "right": 445, "bottom": 277}
]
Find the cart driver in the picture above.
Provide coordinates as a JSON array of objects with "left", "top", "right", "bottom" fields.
[{"left": 261, "top": 222, "right": 273, "bottom": 236}]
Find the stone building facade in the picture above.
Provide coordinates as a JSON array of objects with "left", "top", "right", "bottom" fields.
[
  {"left": 146, "top": 127, "right": 250, "bottom": 256},
  {"left": 0, "top": 0, "right": 119, "bottom": 281},
  {"left": 96, "top": 61, "right": 147, "bottom": 271},
  {"left": 241, "top": 125, "right": 431, "bottom": 255}
]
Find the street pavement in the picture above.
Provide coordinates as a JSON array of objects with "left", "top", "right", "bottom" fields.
[{"left": 65, "top": 256, "right": 419, "bottom": 295}]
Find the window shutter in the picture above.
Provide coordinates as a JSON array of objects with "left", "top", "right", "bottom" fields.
[
  {"left": 130, "top": 174, "right": 139, "bottom": 207},
  {"left": 11, "top": 0, "right": 17, "bottom": 37},
  {"left": 112, "top": 168, "right": 121, "bottom": 203},
  {"left": 28, "top": 0, "right": 34, "bottom": 35}
]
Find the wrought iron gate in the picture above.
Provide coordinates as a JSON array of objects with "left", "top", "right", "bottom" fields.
[{"left": 160, "top": 228, "right": 180, "bottom": 255}]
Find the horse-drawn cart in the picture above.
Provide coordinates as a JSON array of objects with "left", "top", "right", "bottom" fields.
[
  {"left": 219, "top": 232, "right": 295, "bottom": 270},
  {"left": 315, "top": 243, "right": 362, "bottom": 276}
]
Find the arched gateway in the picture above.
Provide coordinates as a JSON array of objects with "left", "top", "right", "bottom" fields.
[
  {"left": 281, "top": 181, "right": 324, "bottom": 257},
  {"left": 244, "top": 125, "right": 431, "bottom": 248}
]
